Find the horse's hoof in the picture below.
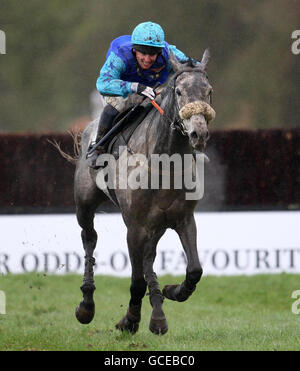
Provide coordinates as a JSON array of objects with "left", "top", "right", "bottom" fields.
[
  {"left": 115, "top": 316, "right": 139, "bottom": 334},
  {"left": 75, "top": 302, "right": 95, "bottom": 324},
  {"left": 163, "top": 283, "right": 195, "bottom": 302},
  {"left": 149, "top": 317, "right": 168, "bottom": 335},
  {"left": 162, "top": 284, "right": 180, "bottom": 301},
  {"left": 149, "top": 307, "right": 168, "bottom": 335}
]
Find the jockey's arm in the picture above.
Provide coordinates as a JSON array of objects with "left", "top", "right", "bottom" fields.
[
  {"left": 96, "top": 52, "right": 134, "bottom": 98},
  {"left": 96, "top": 45, "right": 199, "bottom": 98}
]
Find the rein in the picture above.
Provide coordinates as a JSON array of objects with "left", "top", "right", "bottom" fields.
[{"left": 149, "top": 97, "right": 188, "bottom": 136}]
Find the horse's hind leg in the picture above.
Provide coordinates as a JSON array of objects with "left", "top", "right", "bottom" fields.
[
  {"left": 163, "top": 215, "right": 203, "bottom": 302},
  {"left": 75, "top": 200, "right": 100, "bottom": 324}
]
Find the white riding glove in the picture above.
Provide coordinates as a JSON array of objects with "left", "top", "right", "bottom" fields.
[{"left": 131, "top": 83, "right": 156, "bottom": 100}]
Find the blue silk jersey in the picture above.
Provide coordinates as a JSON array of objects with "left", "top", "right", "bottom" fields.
[{"left": 96, "top": 35, "right": 189, "bottom": 97}]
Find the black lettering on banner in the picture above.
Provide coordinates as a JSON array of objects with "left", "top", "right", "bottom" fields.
[
  {"left": 110, "top": 252, "right": 128, "bottom": 271},
  {"left": 255, "top": 250, "right": 270, "bottom": 269},
  {"left": 65, "top": 252, "right": 82, "bottom": 273},
  {"left": 160, "top": 250, "right": 174, "bottom": 271},
  {"left": 285, "top": 249, "right": 299, "bottom": 269},
  {"left": 211, "top": 250, "right": 229, "bottom": 270},
  {"left": 174, "top": 251, "right": 187, "bottom": 271},
  {"left": 0, "top": 254, "right": 10, "bottom": 274},
  {"left": 198, "top": 249, "right": 210, "bottom": 266},
  {"left": 21, "top": 253, "right": 39, "bottom": 272},
  {"left": 43, "top": 253, "right": 60, "bottom": 273},
  {"left": 234, "top": 249, "right": 250, "bottom": 270},
  {"left": 275, "top": 249, "right": 280, "bottom": 268}
]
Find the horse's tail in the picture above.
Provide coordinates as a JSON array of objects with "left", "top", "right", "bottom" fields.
[{"left": 47, "top": 130, "right": 81, "bottom": 165}]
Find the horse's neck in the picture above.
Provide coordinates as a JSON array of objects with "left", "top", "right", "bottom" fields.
[
  {"left": 149, "top": 98, "right": 190, "bottom": 156},
  {"left": 153, "top": 123, "right": 187, "bottom": 155}
]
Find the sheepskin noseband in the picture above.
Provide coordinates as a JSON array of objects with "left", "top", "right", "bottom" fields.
[{"left": 179, "top": 101, "right": 216, "bottom": 122}]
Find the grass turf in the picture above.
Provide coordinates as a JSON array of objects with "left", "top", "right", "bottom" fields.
[{"left": 0, "top": 273, "right": 300, "bottom": 351}]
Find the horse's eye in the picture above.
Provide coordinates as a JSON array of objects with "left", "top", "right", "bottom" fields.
[{"left": 176, "top": 88, "right": 182, "bottom": 96}]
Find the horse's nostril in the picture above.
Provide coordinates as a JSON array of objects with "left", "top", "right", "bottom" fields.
[{"left": 191, "top": 131, "right": 198, "bottom": 140}]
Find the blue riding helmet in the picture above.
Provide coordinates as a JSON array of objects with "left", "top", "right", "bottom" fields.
[{"left": 131, "top": 21, "right": 165, "bottom": 48}]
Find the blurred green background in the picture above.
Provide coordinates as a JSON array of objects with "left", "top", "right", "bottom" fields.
[{"left": 0, "top": 0, "right": 299, "bottom": 133}]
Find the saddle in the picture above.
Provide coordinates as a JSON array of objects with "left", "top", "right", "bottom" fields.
[{"left": 106, "top": 102, "right": 154, "bottom": 159}]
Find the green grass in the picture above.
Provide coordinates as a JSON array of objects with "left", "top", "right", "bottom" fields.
[{"left": 0, "top": 273, "right": 300, "bottom": 351}]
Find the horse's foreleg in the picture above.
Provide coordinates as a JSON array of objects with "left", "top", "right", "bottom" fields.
[
  {"left": 163, "top": 215, "right": 203, "bottom": 302},
  {"left": 116, "top": 228, "right": 147, "bottom": 334},
  {"left": 115, "top": 278, "right": 147, "bottom": 334},
  {"left": 143, "top": 231, "right": 168, "bottom": 335},
  {"left": 75, "top": 203, "right": 98, "bottom": 324},
  {"left": 116, "top": 227, "right": 167, "bottom": 335}
]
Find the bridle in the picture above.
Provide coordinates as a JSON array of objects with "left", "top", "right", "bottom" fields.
[
  {"left": 157, "top": 67, "right": 215, "bottom": 137},
  {"left": 170, "top": 68, "right": 200, "bottom": 136}
]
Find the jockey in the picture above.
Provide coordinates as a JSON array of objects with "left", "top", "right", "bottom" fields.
[{"left": 87, "top": 21, "right": 190, "bottom": 168}]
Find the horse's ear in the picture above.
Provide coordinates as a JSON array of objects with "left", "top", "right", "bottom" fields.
[
  {"left": 169, "top": 50, "right": 182, "bottom": 73},
  {"left": 200, "top": 48, "right": 211, "bottom": 70}
]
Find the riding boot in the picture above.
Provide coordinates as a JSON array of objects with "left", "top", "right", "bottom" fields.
[{"left": 87, "top": 104, "right": 119, "bottom": 169}]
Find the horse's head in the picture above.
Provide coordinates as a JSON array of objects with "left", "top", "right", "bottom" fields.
[{"left": 168, "top": 49, "right": 215, "bottom": 151}]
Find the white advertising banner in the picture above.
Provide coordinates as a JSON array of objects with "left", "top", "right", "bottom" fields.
[{"left": 0, "top": 211, "right": 299, "bottom": 276}]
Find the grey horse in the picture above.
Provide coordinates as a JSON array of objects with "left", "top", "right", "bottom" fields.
[{"left": 74, "top": 50, "right": 215, "bottom": 335}]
